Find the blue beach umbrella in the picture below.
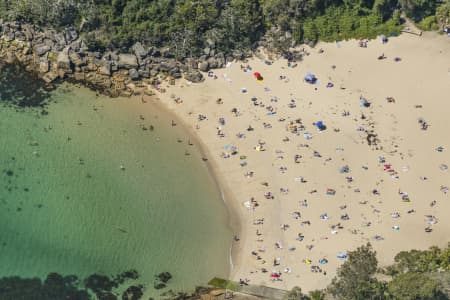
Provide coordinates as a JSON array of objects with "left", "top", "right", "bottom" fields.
[
  {"left": 316, "top": 121, "right": 326, "bottom": 130},
  {"left": 304, "top": 73, "right": 317, "bottom": 84}
]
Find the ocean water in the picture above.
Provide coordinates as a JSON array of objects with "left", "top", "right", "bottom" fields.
[{"left": 0, "top": 69, "right": 231, "bottom": 298}]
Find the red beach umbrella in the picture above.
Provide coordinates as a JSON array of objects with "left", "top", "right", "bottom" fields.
[{"left": 253, "top": 72, "right": 262, "bottom": 80}]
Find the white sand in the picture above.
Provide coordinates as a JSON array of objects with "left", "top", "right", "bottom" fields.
[{"left": 152, "top": 32, "right": 450, "bottom": 292}]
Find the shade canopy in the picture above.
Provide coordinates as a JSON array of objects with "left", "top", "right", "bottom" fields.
[{"left": 304, "top": 72, "right": 317, "bottom": 83}]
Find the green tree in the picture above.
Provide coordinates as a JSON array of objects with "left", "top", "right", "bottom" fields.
[
  {"left": 284, "top": 286, "right": 310, "bottom": 300},
  {"left": 399, "top": 0, "right": 442, "bottom": 22},
  {"left": 328, "top": 243, "right": 386, "bottom": 300},
  {"left": 302, "top": 18, "right": 319, "bottom": 43},
  {"left": 372, "top": 0, "right": 398, "bottom": 21},
  {"left": 309, "top": 290, "right": 326, "bottom": 300},
  {"left": 435, "top": 1, "right": 450, "bottom": 29},
  {"left": 387, "top": 272, "right": 448, "bottom": 300},
  {"left": 228, "top": 0, "right": 264, "bottom": 48}
]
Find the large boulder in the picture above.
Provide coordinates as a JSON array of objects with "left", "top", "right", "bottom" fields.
[
  {"left": 198, "top": 60, "right": 209, "bottom": 72},
  {"left": 128, "top": 68, "right": 139, "bottom": 80},
  {"left": 207, "top": 57, "right": 219, "bottom": 69},
  {"left": 159, "top": 60, "right": 176, "bottom": 72},
  {"left": 57, "top": 48, "right": 72, "bottom": 72},
  {"left": 185, "top": 70, "right": 203, "bottom": 83},
  {"left": 98, "top": 61, "right": 111, "bottom": 76},
  {"left": 69, "top": 52, "right": 86, "bottom": 67},
  {"left": 39, "top": 59, "right": 50, "bottom": 73},
  {"left": 138, "top": 69, "right": 150, "bottom": 78},
  {"left": 132, "top": 42, "right": 147, "bottom": 59},
  {"left": 65, "top": 27, "right": 78, "bottom": 43},
  {"left": 53, "top": 33, "right": 67, "bottom": 49},
  {"left": 36, "top": 45, "right": 51, "bottom": 56},
  {"left": 118, "top": 54, "right": 138, "bottom": 69},
  {"left": 22, "top": 24, "right": 34, "bottom": 41}
]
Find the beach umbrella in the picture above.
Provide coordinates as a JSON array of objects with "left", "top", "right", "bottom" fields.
[
  {"left": 253, "top": 72, "right": 263, "bottom": 80},
  {"left": 316, "top": 121, "right": 326, "bottom": 131},
  {"left": 304, "top": 72, "right": 317, "bottom": 84}
]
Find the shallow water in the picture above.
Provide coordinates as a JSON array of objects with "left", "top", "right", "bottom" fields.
[{"left": 0, "top": 78, "right": 231, "bottom": 297}]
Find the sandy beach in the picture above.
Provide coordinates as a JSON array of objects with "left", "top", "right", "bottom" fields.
[{"left": 149, "top": 32, "right": 450, "bottom": 292}]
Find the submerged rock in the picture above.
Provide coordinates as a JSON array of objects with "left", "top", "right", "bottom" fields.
[
  {"left": 85, "top": 274, "right": 116, "bottom": 294},
  {"left": 153, "top": 282, "right": 166, "bottom": 290},
  {"left": 156, "top": 272, "right": 172, "bottom": 284},
  {"left": 122, "top": 284, "right": 144, "bottom": 300}
]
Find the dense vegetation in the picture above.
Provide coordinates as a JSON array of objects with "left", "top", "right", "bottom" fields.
[
  {"left": 0, "top": 0, "right": 448, "bottom": 55},
  {"left": 285, "top": 243, "right": 450, "bottom": 300}
]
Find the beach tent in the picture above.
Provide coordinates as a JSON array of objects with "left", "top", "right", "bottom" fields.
[
  {"left": 253, "top": 72, "right": 263, "bottom": 81},
  {"left": 360, "top": 96, "right": 370, "bottom": 107},
  {"left": 304, "top": 73, "right": 317, "bottom": 84}
]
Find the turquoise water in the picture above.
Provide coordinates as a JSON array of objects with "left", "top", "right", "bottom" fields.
[{"left": 0, "top": 80, "right": 231, "bottom": 297}]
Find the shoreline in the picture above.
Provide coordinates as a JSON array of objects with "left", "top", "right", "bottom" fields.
[{"left": 139, "top": 93, "right": 245, "bottom": 279}]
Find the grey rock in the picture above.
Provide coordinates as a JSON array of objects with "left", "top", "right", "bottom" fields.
[
  {"left": 68, "top": 40, "right": 82, "bottom": 52},
  {"left": 69, "top": 52, "right": 86, "bottom": 67},
  {"left": 36, "top": 45, "right": 51, "bottom": 56},
  {"left": 65, "top": 27, "right": 78, "bottom": 42},
  {"left": 5, "top": 31, "right": 14, "bottom": 42},
  {"left": 203, "top": 47, "right": 211, "bottom": 56},
  {"left": 171, "top": 72, "right": 182, "bottom": 79},
  {"left": 53, "top": 33, "right": 66, "bottom": 47},
  {"left": 184, "top": 58, "right": 198, "bottom": 69},
  {"left": 198, "top": 60, "right": 209, "bottom": 72},
  {"left": 15, "top": 32, "right": 26, "bottom": 41},
  {"left": 92, "top": 52, "right": 102, "bottom": 59},
  {"left": 111, "top": 63, "right": 118, "bottom": 72},
  {"left": 185, "top": 70, "right": 203, "bottom": 82},
  {"left": 159, "top": 60, "right": 176, "bottom": 72},
  {"left": 39, "top": 59, "right": 50, "bottom": 73},
  {"left": 102, "top": 52, "right": 111, "bottom": 61},
  {"left": 110, "top": 52, "right": 119, "bottom": 61},
  {"left": 161, "top": 47, "right": 174, "bottom": 58},
  {"left": 118, "top": 54, "right": 138, "bottom": 69},
  {"left": 22, "top": 24, "right": 34, "bottom": 41},
  {"left": 138, "top": 69, "right": 150, "bottom": 78},
  {"left": 151, "top": 48, "right": 161, "bottom": 57},
  {"left": 98, "top": 61, "right": 111, "bottom": 76},
  {"left": 150, "top": 69, "right": 159, "bottom": 77},
  {"left": 168, "top": 66, "right": 180, "bottom": 76},
  {"left": 232, "top": 49, "right": 244, "bottom": 60},
  {"left": 42, "top": 72, "right": 58, "bottom": 83},
  {"left": 128, "top": 68, "right": 139, "bottom": 80},
  {"left": 57, "top": 48, "right": 72, "bottom": 71},
  {"left": 207, "top": 57, "right": 219, "bottom": 69},
  {"left": 132, "top": 42, "right": 147, "bottom": 59},
  {"left": 43, "top": 38, "right": 55, "bottom": 48},
  {"left": 43, "top": 29, "right": 56, "bottom": 41}
]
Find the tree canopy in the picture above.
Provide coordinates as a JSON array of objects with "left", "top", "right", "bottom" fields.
[{"left": 0, "top": 0, "right": 445, "bottom": 55}]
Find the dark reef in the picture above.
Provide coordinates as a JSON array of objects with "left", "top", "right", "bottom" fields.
[{"left": 0, "top": 63, "right": 54, "bottom": 109}]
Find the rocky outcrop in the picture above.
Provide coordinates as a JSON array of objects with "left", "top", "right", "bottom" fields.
[{"left": 0, "top": 20, "right": 282, "bottom": 97}]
